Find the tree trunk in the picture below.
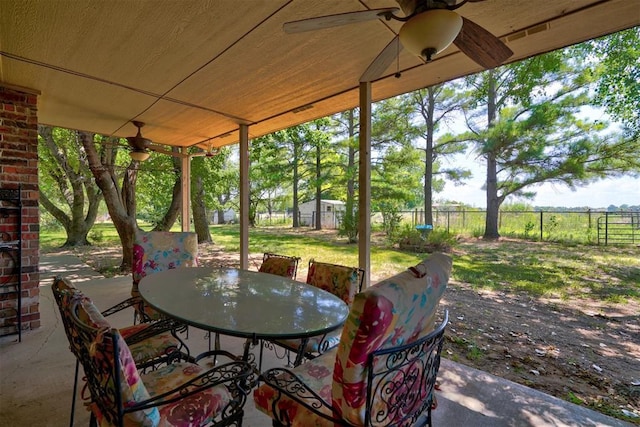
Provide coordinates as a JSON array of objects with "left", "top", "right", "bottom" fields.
[
  {"left": 80, "top": 131, "right": 138, "bottom": 271},
  {"left": 314, "top": 143, "right": 322, "bottom": 230},
  {"left": 292, "top": 141, "right": 300, "bottom": 228},
  {"left": 484, "top": 152, "right": 501, "bottom": 239},
  {"left": 38, "top": 126, "right": 102, "bottom": 247},
  {"left": 345, "top": 109, "right": 358, "bottom": 243},
  {"left": 483, "top": 71, "right": 501, "bottom": 240},
  {"left": 153, "top": 154, "right": 182, "bottom": 231},
  {"left": 424, "top": 88, "right": 435, "bottom": 226},
  {"left": 191, "top": 167, "right": 212, "bottom": 243}
]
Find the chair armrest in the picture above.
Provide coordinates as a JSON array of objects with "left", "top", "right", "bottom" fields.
[
  {"left": 258, "top": 367, "right": 343, "bottom": 424},
  {"left": 123, "top": 317, "right": 184, "bottom": 345},
  {"left": 125, "top": 356, "right": 254, "bottom": 414},
  {"left": 101, "top": 296, "right": 142, "bottom": 318}
]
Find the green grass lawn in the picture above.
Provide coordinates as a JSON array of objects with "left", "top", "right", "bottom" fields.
[{"left": 40, "top": 223, "right": 639, "bottom": 304}]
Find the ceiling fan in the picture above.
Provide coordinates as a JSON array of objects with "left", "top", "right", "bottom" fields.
[
  {"left": 126, "top": 120, "right": 153, "bottom": 161},
  {"left": 283, "top": 0, "right": 513, "bottom": 82},
  {"left": 124, "top": 121, "right": 216, "bottom": 161}
]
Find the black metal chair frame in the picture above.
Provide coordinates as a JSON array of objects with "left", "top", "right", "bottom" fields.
[
  {"left": 68, "top": 298, "right": 254, "bottom": 427},
  {"left": 259, "top": 311, "right": 449, "bottom": 427},
  {"left": 263, "top": 260, "right": 365, "bottom": 367},
  {"left": 51, "top": 276, "right": 190, "bottom": 427}
]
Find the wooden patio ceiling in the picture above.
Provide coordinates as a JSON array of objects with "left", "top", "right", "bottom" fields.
[{"left": 1, "top": 0, "right": 638, "bottom": 150}]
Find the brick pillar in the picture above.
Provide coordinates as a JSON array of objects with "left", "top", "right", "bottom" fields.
[{"left": 0, "top": 84, "right": 40, "bottom": 333}]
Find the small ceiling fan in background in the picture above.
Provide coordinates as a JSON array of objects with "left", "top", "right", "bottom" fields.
[
  {"left": 123, "top": 121, "right": 216, "bottom": 162},
  {"left": 283, "top": 0, "right": 513, "bottom": 82},
  {"left": 126, "top": 120, "right": 153, "bottom": 161}
]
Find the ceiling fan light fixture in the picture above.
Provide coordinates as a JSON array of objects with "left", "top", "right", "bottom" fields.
[
  {"left": 129, "top": 149, "right": 150, "bottom": 162},
  {"left": 399, "top": 9, "right": 463, "bottom": 61}
]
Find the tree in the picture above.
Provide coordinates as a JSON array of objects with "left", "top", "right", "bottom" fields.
[
  {"left": 459, "top": 49, "right": 640, "bottom": 239},
  {"left": 248, "top": 134, "right": 292, "bottom": 226},
  {"left": 579, "top": 27, "right": 640, "bottom": 138},
  {"left": 81, "top": 132, "right": 142, "bottom": 270},
  {"left": 190, "top": 155, "right": 212, "bottom": 243},
  {"left": 261, "top": 125, "right": 316, "bottom": 228},
  {"left": 136, "top": 150, "right": 183, "bottom": 231},
  {"left": 407, "top": 84, "right": 470, "bottom": 225},
  {"left": 371, "top": 87, "right": 468, "bottom": 227},
  {"left": 38, "top": 126, "right": 104, "bottom": 246},
  {"left": 332, "top": 110, "right": 359, "bottom": 242}
]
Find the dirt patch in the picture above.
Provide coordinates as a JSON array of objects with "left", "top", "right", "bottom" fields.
[
  {"left": 64, "top": 237, "right": 640, "bottom": 423},
  {"left": 441, "top": 280, "right": 639, "bottom": 422}
]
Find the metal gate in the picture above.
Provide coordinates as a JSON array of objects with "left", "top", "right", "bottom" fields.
[{"left": 597, "top": 212, "right": 640, "bottom": 245}]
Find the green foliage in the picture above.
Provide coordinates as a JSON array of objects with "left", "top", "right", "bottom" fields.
[
  {"left": 544, "top": 214, "right": 560, "bottom": 238},
  {"left": 456, "top": 44, "right": 640, "bottom": 238},
  {"left": 523, "top": 221, "right": 536, "bottom": 238},
  {"left": 88, "top": 228, "right": 104, "bottom": 244},
  {"left": 578, "top": 27, "right": 640, "bottom": 138},
  {"left": 379, "top": 202, "right": 403, "bottom": 237},
  {"left": 337, "top": 206, "right": 358, "bottom": 243}
]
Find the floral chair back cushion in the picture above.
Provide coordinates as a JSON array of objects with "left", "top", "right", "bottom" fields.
[
  {"left": 131, "top": 231, "right": 198, "bottom": 319},
  {"left": 76, "top": 298, "right": 160, "bottom": 426},
  {"left": 132, "top": 231, "right": 198, "bottom": 284},
  {"left": 259, "top": 255, "right": 298, "bottom": 279},
  {"left": 331, "top": 253, "right": 452, "bottom": 425},
  {"left": 306, "top": 260, "right": 360, "bottom": 305}
]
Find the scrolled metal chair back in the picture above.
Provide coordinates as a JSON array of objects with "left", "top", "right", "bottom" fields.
[{"left": 365, "top": 311, "right": 449, "bottom": 427}]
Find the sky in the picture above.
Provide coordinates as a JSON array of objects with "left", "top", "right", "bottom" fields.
[{"left": 441, "top": 154, "right": 639, "bottom": 209}]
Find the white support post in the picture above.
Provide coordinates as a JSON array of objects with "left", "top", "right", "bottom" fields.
[
  {"left": 181, "top": 150, "right": 190, "bottom": 232},
  {"left": 358, "top": 81, "right": 372, "bottom": 288},
  {"left": 239, "top": 124, "right": 250, "bottom": 269}
]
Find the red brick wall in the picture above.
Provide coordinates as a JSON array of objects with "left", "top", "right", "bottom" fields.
[{"left": 1, "top": 84, "right": 40, "bottom": 334}]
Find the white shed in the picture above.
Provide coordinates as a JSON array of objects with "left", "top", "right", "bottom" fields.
[{"left": 298, "top": 199, "right": 346, "bottom": 228}]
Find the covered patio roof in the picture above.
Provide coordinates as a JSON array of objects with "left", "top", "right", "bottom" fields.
[
  {"left": 2, "top": 0, "right": 638, "bottom": 283},
  {"left": 2, "top": 0, "right": 638, "bottom": 150}
]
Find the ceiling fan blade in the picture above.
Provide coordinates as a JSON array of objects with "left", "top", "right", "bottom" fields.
[
  {"left": 360, "top": 35, "right": 403, "bottom": 82},
  {"left": 453, "top": 17, "right": 513, "bottom": 69},
  {"left": 283, "top": 8, "right": 398, "bottom": 34}
]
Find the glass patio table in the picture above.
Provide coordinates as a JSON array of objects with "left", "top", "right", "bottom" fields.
[{"left": 138, "top": 267, "right": 349, "bottom": 365}]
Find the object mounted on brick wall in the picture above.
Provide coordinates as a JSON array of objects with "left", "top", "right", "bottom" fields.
[{"left": 0, "top": 185, "right": 22, "bottom": 342}]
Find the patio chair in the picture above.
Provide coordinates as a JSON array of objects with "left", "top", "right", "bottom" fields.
[
  {"left": 237, "top": 252, "right": 300, "bottom": 362},
  {"left": 130, "top": 230, "right": 198, "bottom": 323},
  {"left": 52, "top": 276, "right": 190, "bottom": 427},
  {"left": 258, "top": 252, "right": 300, "bottom": 279},
  {"left": 254, "top": 253, "right": 452, "bottom": 427},
  {"left": 263, "top": 260, "right": 364, "bottom": 366},
  {"left": 68, "top": 295, "right": 253, "bottom": 427}
]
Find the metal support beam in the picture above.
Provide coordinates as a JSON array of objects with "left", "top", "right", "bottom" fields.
[
  {"left": 239, "top": 124, "right": 250, "bottom": 269},
  {"left": 358, "top": 81, "right": 372, "bottom": 288},
  {"left": 181, "top": 149, "right": 191, "bottom": 231}
]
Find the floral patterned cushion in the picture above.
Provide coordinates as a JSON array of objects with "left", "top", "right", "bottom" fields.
[
  {"left": 78, "top": 299, "right": 161, "bottom": 426},
  {"left": 306, "top": 261, "right": 360, "bottom": 305},
  {"left": 254, "top": 253, "right": 452, "bottom": 426},
  {"left": 254, "top": 349, "right": 338, "bottom": 427},
  {"left": 331, "top": 253, "right": 452, "bottom": 425},
  {"left": 259, "top": 256, "right": 297, "bottom": 279},
  {"left": 131, "top": 231, "right": 198, "bottom": 320},
  {"left": 54, "top": 277, "right": 181, "bottom": 366},
  {"left": 53, "top": 282, "right": 86, "bottom": 358},
  {"left": 141, "top": 362, "right": 226, "bottom": 426},
  {"left": 121, "top": 325, "right": 180, "bottom": 365},
  {"left": 81, "top": 299, "right": 227, "bottom": 427}
]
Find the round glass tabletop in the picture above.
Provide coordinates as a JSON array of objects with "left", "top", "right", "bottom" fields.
[{"left": 139, "top": 267, "right": 349, "bottom": 340}]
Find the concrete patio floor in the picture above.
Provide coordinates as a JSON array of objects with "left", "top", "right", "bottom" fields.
[{"left": 0, "top": 253, "right": 632, "bottom": 427}]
